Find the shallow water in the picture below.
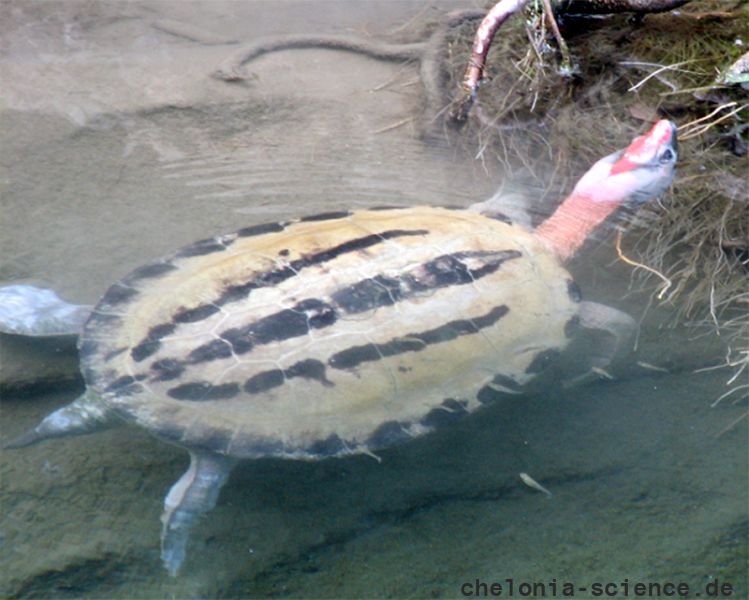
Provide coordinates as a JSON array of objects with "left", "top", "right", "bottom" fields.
[{"left": 1, "top": 2, "right": 747, "bottom": 599}]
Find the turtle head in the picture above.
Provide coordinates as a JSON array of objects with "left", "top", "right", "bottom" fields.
[
  {"left": 536, "top": 120, "right": 678, "bottom": 261},
  {"left": 572, "top": 119, "right": 678, "bottom": 207}
]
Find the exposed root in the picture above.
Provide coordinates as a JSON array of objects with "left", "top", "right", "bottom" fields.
[
  {"left": 211, "top": 10, "right": 485, "bottom": 138},
  {"left": 615, "top": 231, "right": 673, "bottom": 300},
  {"left": 624, "top": 59, "right": 699, "bottom": 93},
  {"left": 213, "top": 34, "right": 425, "bottom": 82},
  {"left": 680, "top": 102, "right": 749, "bottom": 139},
  {"left": 715, "top": 410, "right": 748, "bottom": 438}
]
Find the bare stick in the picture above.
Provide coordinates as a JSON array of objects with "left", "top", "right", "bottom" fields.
[
  {"left": 448, "top": 0, "right": 528, "bottom": 125},
  {"left": 541, "top": 0, "right": 575, "bottom": 76}
]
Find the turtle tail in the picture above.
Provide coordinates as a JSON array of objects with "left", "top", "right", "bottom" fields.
[{"left": 4, "top": 389, "right": 118, "bottom": 449}]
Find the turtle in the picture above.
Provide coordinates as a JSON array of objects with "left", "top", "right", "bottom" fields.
[{"left": 1, "top": 119, "right": 678, "bottom": 576}]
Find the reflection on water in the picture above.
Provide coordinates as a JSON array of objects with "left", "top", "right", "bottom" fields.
[{"left": 1, "top": 2, "right": 746, "bottom": 598}]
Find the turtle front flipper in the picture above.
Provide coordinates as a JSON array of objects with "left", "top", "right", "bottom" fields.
[
  {"left": 161, "top": 451, "right": 236, "bottom": 576},
  {"left": 0, "top": 285, "right": 92, "bottom": 336},
  {"left": 468, "top": 190, "right": 532, "bottom": 230},
  {"left": 566, "top": 301, "right": 637, "bottom": 386},
  {"left": 4, "top": 388, "right": 120, "bottom": 448}
]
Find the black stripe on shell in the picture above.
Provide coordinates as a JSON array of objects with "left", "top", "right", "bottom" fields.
[
  {"left": 229, "top": 435, "right": 285, "bottom": 457},
  {"left": 187, "top": 338, "right": 233, "bottom": 363},
  {"left": 127, "top": 228, "right": 427, "bottom": 365},
  {"left": 365, "top": 420, "right": 412, "bottom": 449},
  {"left": 150, "top": 358, "right": 186, "bottom": 381},
  {"left": 237, "top": 221, "right": 287, "bottom": 237},
  {"left": 104, "top": 347, "right": 128, "bottom": 361},
  {"left": 216, "top": 280, "right": 261, "bottom": 306},
  {"left": 244, "top": 369, "right": 285, "bottom": 394},
  {"left": 419, "top": 398, "right": 469, "bottom": 429},
  {"left": 299, "top": 210, "right": 352, "bottom": 222},
  {"left": 130, "top": 323, "right": 176, "bottom": 362},
  {"left": 489, "top": 373, "right": 522, "bottom": 393},
  {"left": 213, "top": 228, "right": 428, "bottom": 308},
  {"left": 241, "top": 358, "right": 335, "bottom": 395},
  {"left": 306, "top": 434, "right": 347, "bottom": 457},
  {"left": 175, "top": 237, "right": 233, "bottom": 258},
  {"left": 99, "top": 283, "right": 138, "bottom": 308},
  {"left": 486, "top": 212, "right": 513, "bottom": 225},
  {"left": 174, "top": 304, "right": 220, "bottom": 323},
  {"left": 285, "top": 358, "right": 334, "bottom": 387},
  {"left": 82, "top": 311, "right": 122, "bottom": 332},
  {"left": 215, "top": 298, "right": 336, "bottom": 358},
  {"left": 476, "top": 373, "right": 524, "bottom": 405},
  {"left": 78, "top": 339, "right": 99, "bottom": 361},
  {"left": 104, "top": 373, "right": 147, "bottom": 396},
  {"left": 167, "top": 381, "right": 241, "bottom": 401},
  {"left": 328, "top": 304, "right": 509, "bottom": 370},
  {"left": 331, "top": 250, "right": 521, "bottom": 314},
  {"left": 184, "top": 248, "right": 517, "bottom": 366},
  {"left": 166, "top": 360, "right": 334, "bottom": 404},
  {"left": 124, "top": 262, "right": 178, "bottom": 282},
  {"left": 192, "top": 428, "right": 235, "bottom": 454},
  {"left": 288, "top": 229, "right": 429, "bottom": 271}
]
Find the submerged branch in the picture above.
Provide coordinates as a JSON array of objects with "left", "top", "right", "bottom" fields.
[{"left": 556, "top": 0, "right": 692, "bottom": 14}]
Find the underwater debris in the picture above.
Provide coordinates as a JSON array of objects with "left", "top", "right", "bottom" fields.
[{"left": 519, "top": 472, "right": 553, "bottom": 497}]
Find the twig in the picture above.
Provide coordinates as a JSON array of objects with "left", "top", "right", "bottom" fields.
[
  {"left": 680, "top": 103, "right": 748, "bottom": 140},
  {"left": 616, "top": 231, "right": 672, "bottom": 300},
  {"left": 373, "top": 117, "right": 414, "bottom": 134},
  {"left": 541, "top": 0, "right": 576, "bottom": 76},
  {"left": 625, "top": 60, "right": 698, "bottom": 92},
  {"left": 715, "top": 410, "right": 748, "bottom": 438}
]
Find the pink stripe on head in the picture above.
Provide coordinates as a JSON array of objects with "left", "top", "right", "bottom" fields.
[{"left": 610, "top": 120, "right": 675, "bottom": 175}]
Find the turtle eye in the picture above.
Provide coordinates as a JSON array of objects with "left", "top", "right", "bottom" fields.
[{"left": 659, "top": 147, "right": 675, "bottom": 164}]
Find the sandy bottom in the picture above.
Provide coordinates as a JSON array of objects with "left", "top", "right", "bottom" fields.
[
  {"left": 2, "top": 369, "right": 746, "bottom": 598},
  {"left": 0, "top": 1, "right": 746, "bottom": 598}
]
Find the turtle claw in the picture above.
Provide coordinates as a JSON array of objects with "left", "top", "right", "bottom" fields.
[
  {"left": 0, "top": 285, "right": 92, "bottom": 336},
  {"left": 563, "top": 366, "right": 615, "bottom": 388},
  {"left": 3, "top": 428, "right": 46, "bottom": 450}
]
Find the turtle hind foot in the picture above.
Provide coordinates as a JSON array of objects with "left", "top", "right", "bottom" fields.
[
  {"left": 161, "top": 451, "right": 235, "bottom": 576},
  {"left": 563, "top": 301, "right": 637, "bottom": 387},
  {"left": 3, "top": 389, "right": 117, "bottom": 449},
  {"left": 0, "top": 285, "right": 92, "bottom": 336}
]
